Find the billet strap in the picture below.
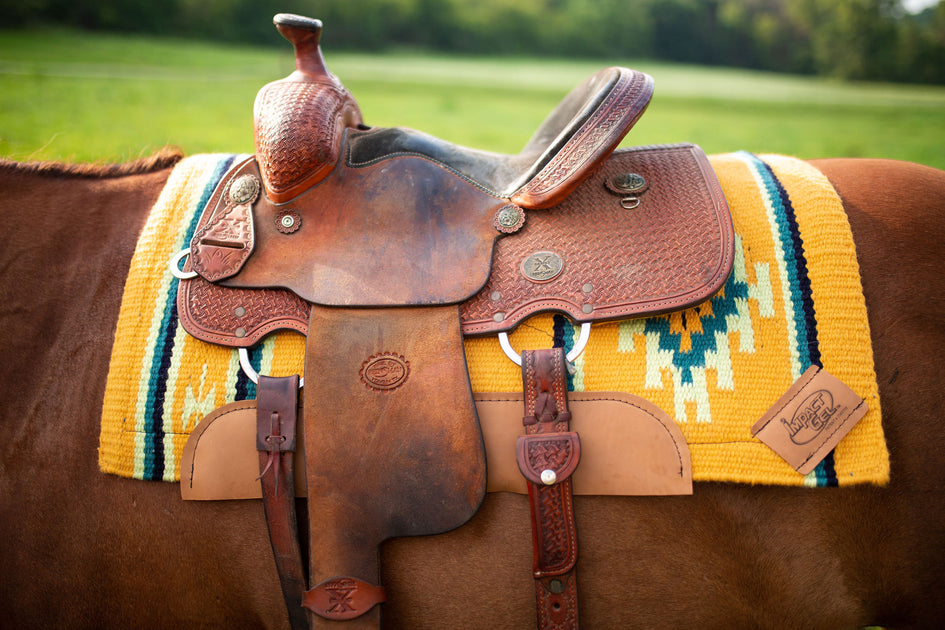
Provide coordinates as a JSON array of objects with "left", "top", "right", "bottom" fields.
[
  {"left": 517, "top": 348, "right": 580, "bottom": 630},
  {"left": 256, "top": 375, "right": 308, "bottom": 630}
]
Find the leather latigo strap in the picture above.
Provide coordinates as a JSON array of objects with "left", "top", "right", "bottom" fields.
[
  {"left": 255, "top": 375, "right": 308, "bottom": 630},
  {"left": 517, "top": 348, "right": 581, "bottom": 630}
]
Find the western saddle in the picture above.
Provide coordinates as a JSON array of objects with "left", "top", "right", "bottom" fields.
[{"left": 175, "top": 13, "right": 733, "bottom": 630}]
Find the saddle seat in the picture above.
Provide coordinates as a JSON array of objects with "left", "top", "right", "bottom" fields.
[{"left": 345, "top": 63, "right": 652, "bottom": 210}]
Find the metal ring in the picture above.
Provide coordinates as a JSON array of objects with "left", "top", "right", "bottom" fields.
[
  {"left": 168, "top": 248, "right": 198, "bottom": 280},
  {"left": 238, "top": 347, "right": 304, "bottom": 388},
  {"left": 620, "top": 196, "right": 641, "bottom": 209},
  {"left": 498, "top": 322, "right": 591, "bottom": 367}
]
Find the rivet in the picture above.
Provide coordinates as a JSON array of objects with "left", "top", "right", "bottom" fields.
[
  {"left": 493, "top": 312, "right": 506, "bottom": 323},
  {"left": 582, "top": 283, "right": 593, "bottom": 294},
  {"left": 234, "top": 306, "right": 246, "bottom": 317},
  {"left": 540, "top": 469, "right": 557, "bottom": 485},
  {"left": 234, "top": 327, "right": 246, "bottom": 338},
  {"left": 582, "top": 304, "right": 594, "bottom": 314},
  {"left": 275, "top": 209, "right": 301, "bottom": 234},
  {"left": 549, "top": 579, "right": 564, "bottom": 594},
  {"left": 490, "top": 291, "right": 502, "bottom": 302}
]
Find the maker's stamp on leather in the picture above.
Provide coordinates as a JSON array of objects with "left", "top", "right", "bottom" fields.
[
  {"left": 751, "top": 365, "right": 869, "bottom": 475},
  {"left": 522, "top": 251, "right": 564, "bottom": 283},
  {"left": 360, "top": 352, "right": 410, "bottom": 392}
]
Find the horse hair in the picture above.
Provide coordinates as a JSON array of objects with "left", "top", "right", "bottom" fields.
[{"left": 0, "top": 146, "right": 185, "bottom": 178}]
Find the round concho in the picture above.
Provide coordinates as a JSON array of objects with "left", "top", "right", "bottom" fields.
[
  {"left": 275, "top": 209, "right": 301, "bottom": 234},
  {"left": 360, "top": 352, "right": 410, "bottom": 392},
  {"left": 605, "top": 172, "right": 647, "bottom": 196},
  {"left": 521, "top": 251, "right": 565, "bottom": 283},
  {"left": 229, "top": 174, "right": 260, "bottom": 205},
  {"left": 494, "top": 204, "right": 526, "bottom": 234}
]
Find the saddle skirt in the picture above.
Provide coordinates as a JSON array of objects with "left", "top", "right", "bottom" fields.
[{"left": 179, "top": 143, "right": 732, "bottom": 346}]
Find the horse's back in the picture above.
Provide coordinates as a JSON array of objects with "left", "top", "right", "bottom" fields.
[{"left": 1, "top": 155, "right": 944, "bottom": 629}]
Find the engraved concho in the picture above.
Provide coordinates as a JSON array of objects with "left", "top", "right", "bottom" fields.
[
  {"left": 360, "top": 352, "right": 410, "bottom": 392},
  {"left": 494, "top": 204, "right": 526, "bottom": 234},
  {"left": 521, "top": 251, "right": 565, "bottom": 283},
  {"left": 229, "top": 174, "right": 260, "bottom": 205},
  {"left": 606, "top": 172, "right": 647, "bottom": 195}
]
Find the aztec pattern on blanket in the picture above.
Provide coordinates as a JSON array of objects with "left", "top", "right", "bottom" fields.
[{"left": 98, "top": 152, "right": 888, "bottom": 487}]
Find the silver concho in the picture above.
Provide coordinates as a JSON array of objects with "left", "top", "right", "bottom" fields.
[
  {"left": 606, "top": 172, "right": 647, "bottom": 195},
  {"left": 521, "top": 251, "right": 564, "bottom": 283},
  {"left": 494, "top": 204, "right": 526, "bottom": 234},
  {"left": 229, "top": 174, "right": 260, "bottom": 205}
]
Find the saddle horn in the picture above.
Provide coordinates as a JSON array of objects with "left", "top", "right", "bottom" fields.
[
  {"left": 254, "top": 14, "right": 363, "bottom": 203},
  {"left": 272, "top": 14, "right": 330, "bottom": 82}
]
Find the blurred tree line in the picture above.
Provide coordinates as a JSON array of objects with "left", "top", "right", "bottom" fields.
[{"left": 4, "top": 0, "right": 944, "bottom": 83}]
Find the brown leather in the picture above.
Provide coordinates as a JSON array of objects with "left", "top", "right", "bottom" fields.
[
  {"left": 519, "top": 348, "right": 580, "bottom": 630},
  {"left": 179, "top": 144, "right": 733, "bottom": 346},
  {"left": 254, "top": 15, "right": 362, "bottom": 203},
  {"left": 516, "top": 433, "right": 581, "bottom": 486},
  {"left": 303, "top": 577, "right": 387, "bottom": 621},
  {"left": 180, "top": 393, "right": 693, "bottom": 501},
  {"left": 189, "top": 171, "right": 256, "bottom": 282},
  {"left": 462, "top": 143, "right": 733, "bottom": 333},
  {"left": 343, "top": 67, "right": 652, "bottom": 209},
  {"left": 509, "top": 68, "right": 653, "bottom": 209},
  {"left": 302, "top": 305, "right": 486, "bottom": 624},
  {"left": 214, "top": 154, "right": 508, "bottom": 306},
  {"left": 255, "top": 375, "right": 307, "bottom": 630}
]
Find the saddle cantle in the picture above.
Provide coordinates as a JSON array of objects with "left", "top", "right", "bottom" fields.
[{"left": 176, "top": 13, "right": 733, "bottom": 630}]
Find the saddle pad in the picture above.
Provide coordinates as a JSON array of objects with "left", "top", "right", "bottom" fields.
[{"left": 98, "top": 152, "right": 888, "bottom": 487}]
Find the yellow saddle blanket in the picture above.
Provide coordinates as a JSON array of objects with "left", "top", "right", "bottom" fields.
[{"left": 98, "top": 152, "right": 888, "bottom": 487}]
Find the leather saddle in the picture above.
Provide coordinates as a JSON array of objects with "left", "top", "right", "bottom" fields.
[{"left": 176, "top": 13, "right": 733, "bottom": 630}]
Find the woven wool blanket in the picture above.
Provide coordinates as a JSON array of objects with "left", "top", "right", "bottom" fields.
[{"left": 98, "top": 152, "right": 888, "bottom": 487}]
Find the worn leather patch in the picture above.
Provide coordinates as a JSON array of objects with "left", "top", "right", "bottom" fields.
[{"left": 751, "top": 366, "right": 869, "bottom": 475}]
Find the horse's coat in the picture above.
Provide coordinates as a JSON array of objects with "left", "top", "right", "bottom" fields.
[{"left": 1, "top": 153, "right": 944, "bottom": 628}]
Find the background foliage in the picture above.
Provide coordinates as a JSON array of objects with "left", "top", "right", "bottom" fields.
[
  {"left": 1, "top": 30, "right": 943, "bottom": 168},
  {"left": 3, "top": 0, "right": 944, "bottom": 84}
]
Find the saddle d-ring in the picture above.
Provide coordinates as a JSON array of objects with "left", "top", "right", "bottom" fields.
[
  {"left": 498, "top": 322, "right": 591, "bottom": 367},
  {"left": 169, "top": 248, "right": 198, "bottom": 280},
  {"left": 238, "top": 347, "right": 304, "bottom": 388}
]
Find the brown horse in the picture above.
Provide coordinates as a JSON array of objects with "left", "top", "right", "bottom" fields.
[{"left": 1, "top": 148, "right": 944, "bottom": 629}]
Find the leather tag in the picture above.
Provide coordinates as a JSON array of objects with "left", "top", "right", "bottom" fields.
[{"left": 751, "top": 366, "right": 868, "bottom": 475}]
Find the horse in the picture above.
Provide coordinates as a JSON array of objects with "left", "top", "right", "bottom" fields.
[{"left": 1, "top": 146, "right": 943, "bottom": 629}]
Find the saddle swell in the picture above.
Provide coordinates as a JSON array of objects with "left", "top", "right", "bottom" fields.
[{"left": 254, "top": 15, "right": 363, "bottom": 203}]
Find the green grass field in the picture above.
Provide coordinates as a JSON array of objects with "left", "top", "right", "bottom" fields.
[{"left": 1, "top": 29, "right": 944, "bottom": 169}]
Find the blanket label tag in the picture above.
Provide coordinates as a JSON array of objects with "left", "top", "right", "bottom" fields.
[{"left": 751, "top": 366, "right": 868, "bottom": 475}]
